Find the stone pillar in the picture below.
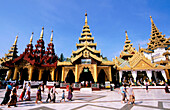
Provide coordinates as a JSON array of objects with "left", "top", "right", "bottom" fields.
[
  {"left": 161, "top": 70, "right": 168, "bottom": 82},
  {"left": 75, "top": 65, "right": 79, "bottom": 83},
  {"left": 51, "top": 68, "right": 55, "bottom": 81},
  {"left": 61, "top": 67, "right": 65, "bottom": 82},
  {"left": 109, "top": 66, "right": 112, "bottom": 82},
  {"left": 56, "top": 70, "right": 58, "bottom": 81},
  {"left": 6, "top": 69, "right": 12, "bottom": 80},
  {"left": 19, "top": 72, "right": 22, "bottom": 81},
  {"left": 146, "top": 70, "right": 152, "bottom": 82},
  {"left": 93, "top": 64, "right": 97, "bottom": 83},
  {"left": 13, "top": 66, "right": 19, "bottom": 80},
  {"left": 153, "top": 71, "right": 157, "bottom": 81},
  {"left": 28, "top": 66, "right": 33, "bottom": 81},
  {"left": 119, "top": 71, "right": 122, "bottom": 84},
  {"left": 38, "top": 69, "right": 43, "bottom": 80},
  {"left": 132, "top": 71, "right": 137, "bottom": 85}
]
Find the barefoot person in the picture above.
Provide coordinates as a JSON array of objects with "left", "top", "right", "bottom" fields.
[
  {"left": 1, "top": 82, "right": 12, "bottom": 106},
  {"left": 128, "top": 84, "right": 135, "bottom": 105},
  {"left": 36, "top": 84, "right": 42, "bottom": 104},
  {"left": 46, "top": 88, "right": 51, "bottom": 103},
  {"left": 8, "top": 85, "right": 17, "bottom": 108},
  {"left": 67, "top": 85, "right": 73, "bottom": 101},
  {"left": 119, "top": 84, "right": 125, "bottom": 103},
  {"left": 51, "top": 84, "right": 58, "bottom": 103},
  {"left": 19, "top": 82, "right": 27, "bottom": 101},
  {"left": 24, "top": 82, "right": 31, "bottom": 101}
]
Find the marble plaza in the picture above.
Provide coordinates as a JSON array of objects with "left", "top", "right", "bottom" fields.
[{"left": 0, "top": 88, "right": 170, "bottom": 110}]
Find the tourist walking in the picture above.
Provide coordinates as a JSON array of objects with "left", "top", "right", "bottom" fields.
[
  {"left": 24, "top": 82, "right": 31, "bottom": 101},
  {"left": 128, "top": 84, "right": 135, "bottom": 105},
  {"left": 36, "top": 84, "right": 42, "bottom": 104},
  {"left": 165, "top": 84, "right": 170, "bottom": 93},
  {"left": 67, "top": 85, "right": 73, "bottom": 101},
  {"left": 146, "top": 81, "right": 149, "bottom": 93},
  {"left": 51, "top": 84, "right": 58, "bottom": 103},
  {"left": 46, "top": 88, "right": 51, "bottom": 103},
  {"left": 119, "top": 84, "right": 125, "bottom": 103},
  {"left": 0, "top": 82, "right": 12, "bottom": 106},
  {"left": 19, "top": 82, "right": 27, "bottom": 101},
  {"left": 124, "top": 85, "right": 128, "bottom": 102},
  {"left": 60, "top": 90, "right": 65, "bottom": 102},
  {"left": 8, "top": 85, "right": 17, "bottom": 108}
]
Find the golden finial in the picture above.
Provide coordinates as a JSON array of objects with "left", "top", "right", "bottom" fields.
[
  {"left": 85, "top": 11, "right": 88, "bottom": 25},
  {"left": 40, "top": 27, "right": 44, "bottom": 40},
  {"left": 150, "top": 16, "right": 153, "bottom": 24},
  {"left": 13, "top": 35, "right": 18, "bottom": 45},
  {"left": 125, "top": 31, "right": 128, "bottom": 40},
  {"left": 138, "top": 43, "right": 141, "bottom": 52},
  {"left": 29, "top": 32, "right": 34, "bottom": 44},
  {"left": 50, "top": 30, "right": 53, "bottom": 43}
]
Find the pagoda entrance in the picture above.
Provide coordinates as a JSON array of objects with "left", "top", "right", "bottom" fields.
[
  {"left": 137, "top": 71, "right": 148, "bottom": 85},
  {"left": 79, "top": 67, "right": 94, "bottom": 87},
  {"left": 121, "top": 71, "right": 133, "bottom": 85},
  {"left": 42, "top": 70, "right": 51, "bottom": 84},
  {"left": 65, "top": 70, "right": 75, "bottom": 84},
  {"left": 155, "top": 71, "right": 165, "bottom": 82},
  {"left": 97, "top": 69, "right": 108, "bottom": 88},
  {"left": 20, "top": 68, "right": 29, "bottom": 84},
  {"left": 32, "top": 69, "right": 39, "bottom": 81}
]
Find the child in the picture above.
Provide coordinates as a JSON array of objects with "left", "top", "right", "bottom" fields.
[
  {"left": 46, "top": 88, "right": 51, "bottom": 103},
  {"left": 60, "top": 90, "right": 65, "bottom": 102},
  {"left": 8, "top": 86, "right": 17, "bottom": 108}
]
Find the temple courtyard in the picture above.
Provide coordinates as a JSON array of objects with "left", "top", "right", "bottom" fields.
[{"left": 0, "top": 87, "right": 170, "bottom": 110}]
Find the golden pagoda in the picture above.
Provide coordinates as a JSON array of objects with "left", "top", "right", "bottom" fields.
[
  {"left": 120, "top": 31, "right": 137, "bottom": 60},
  {"left": 57, "top": 12, "right": 115, "bottom": 89},
  {"left": 141, "top": 16, "right": 170, "bottom": 53},
  {"left": 0, "top": 35, "right": 18, "bottom": 65}
]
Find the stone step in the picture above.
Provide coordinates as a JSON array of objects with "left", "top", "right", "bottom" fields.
[{"left": 80, "top": 88, "right": 92, "bottom": 93}]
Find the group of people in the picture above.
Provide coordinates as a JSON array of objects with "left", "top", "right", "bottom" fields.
[
  {"left": 0, "top": 82, "right": 74, "bottom": 108},
  {"left": 0, "top": 81, "right": 20, "bottom": 108},
  {"left": 36, "top": 83, "right": 73, "bottom": 104},
  {"left": 119, "top": 84, "right": 135, "bottom": 105}
]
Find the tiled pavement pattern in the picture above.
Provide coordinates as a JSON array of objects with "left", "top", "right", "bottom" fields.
[{"left": 0, "top": 88, "right": 170, "bottom": 110}]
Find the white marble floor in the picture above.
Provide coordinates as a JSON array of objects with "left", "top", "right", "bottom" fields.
[{"left": 0, "top": 88, "right": 169, "bottom": 110}]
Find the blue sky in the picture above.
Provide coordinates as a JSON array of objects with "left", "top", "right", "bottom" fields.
[{"left": 0, "top": 0, "right": 170, "bottom": 60}]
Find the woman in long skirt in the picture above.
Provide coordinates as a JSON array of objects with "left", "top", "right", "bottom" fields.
[
  {"left": 8, "top": 86, "right": 17, "bottom": 108},
  {"left": 19, "top": 82, "right": 27, "bottom": 101},
  {"left": 24, "top": 82, "right": 31, "bottom": 101},
  {"left": 51, "top": 84, "right": 58, "bottom": 103},
  {"left": 35, "top": 84, "right": 42, "bottom": 104},
  {"left": 67, "top": 85, "right": 73, "bottom": 101},
  {"left": 0, "top": 82, "right": 12, "bottom": 106}
]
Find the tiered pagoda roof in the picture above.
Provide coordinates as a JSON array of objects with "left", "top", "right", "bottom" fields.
[
  {"left": 140, "top": 16, "right": 170, "bottom": 53},
  {"left": 0, "top": 35, "right": 18, "bottom": 65},
  {"left": 120, "top": 31, "right": 137, "bottom": 60},
  {"left": 76, "top": 12, "right": 97, "bottom": 50},
  {"left": 2, "top": 27, "right": 58, "bottom": 68}
]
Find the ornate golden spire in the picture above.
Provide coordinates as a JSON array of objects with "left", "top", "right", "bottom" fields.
[
  {"left": 40, "top": 27, "right": 44, "bottom": 40},
  {"left": 13, "top": 35, "right": 18, "bottom": 45},
  {"left": 29, "top": 32, "right": 34, "bottom": 44},
  {"left": 138, "top": 44, "right": 141, "bottom": 52},
  {"left": 125, "top": 31, "right": 128, "bottom": 40},
  {"left": 85, "top": 11, "right": 88, "bottom": 25},
  {"left": 150, "top": 16, "right": 153, "bottom": 24},
  {"left": 146, "top": 16, "right": 167, "bottom": 50},
  {"left": 50, "top": 30, "right": 53, "bottom": 43}
]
